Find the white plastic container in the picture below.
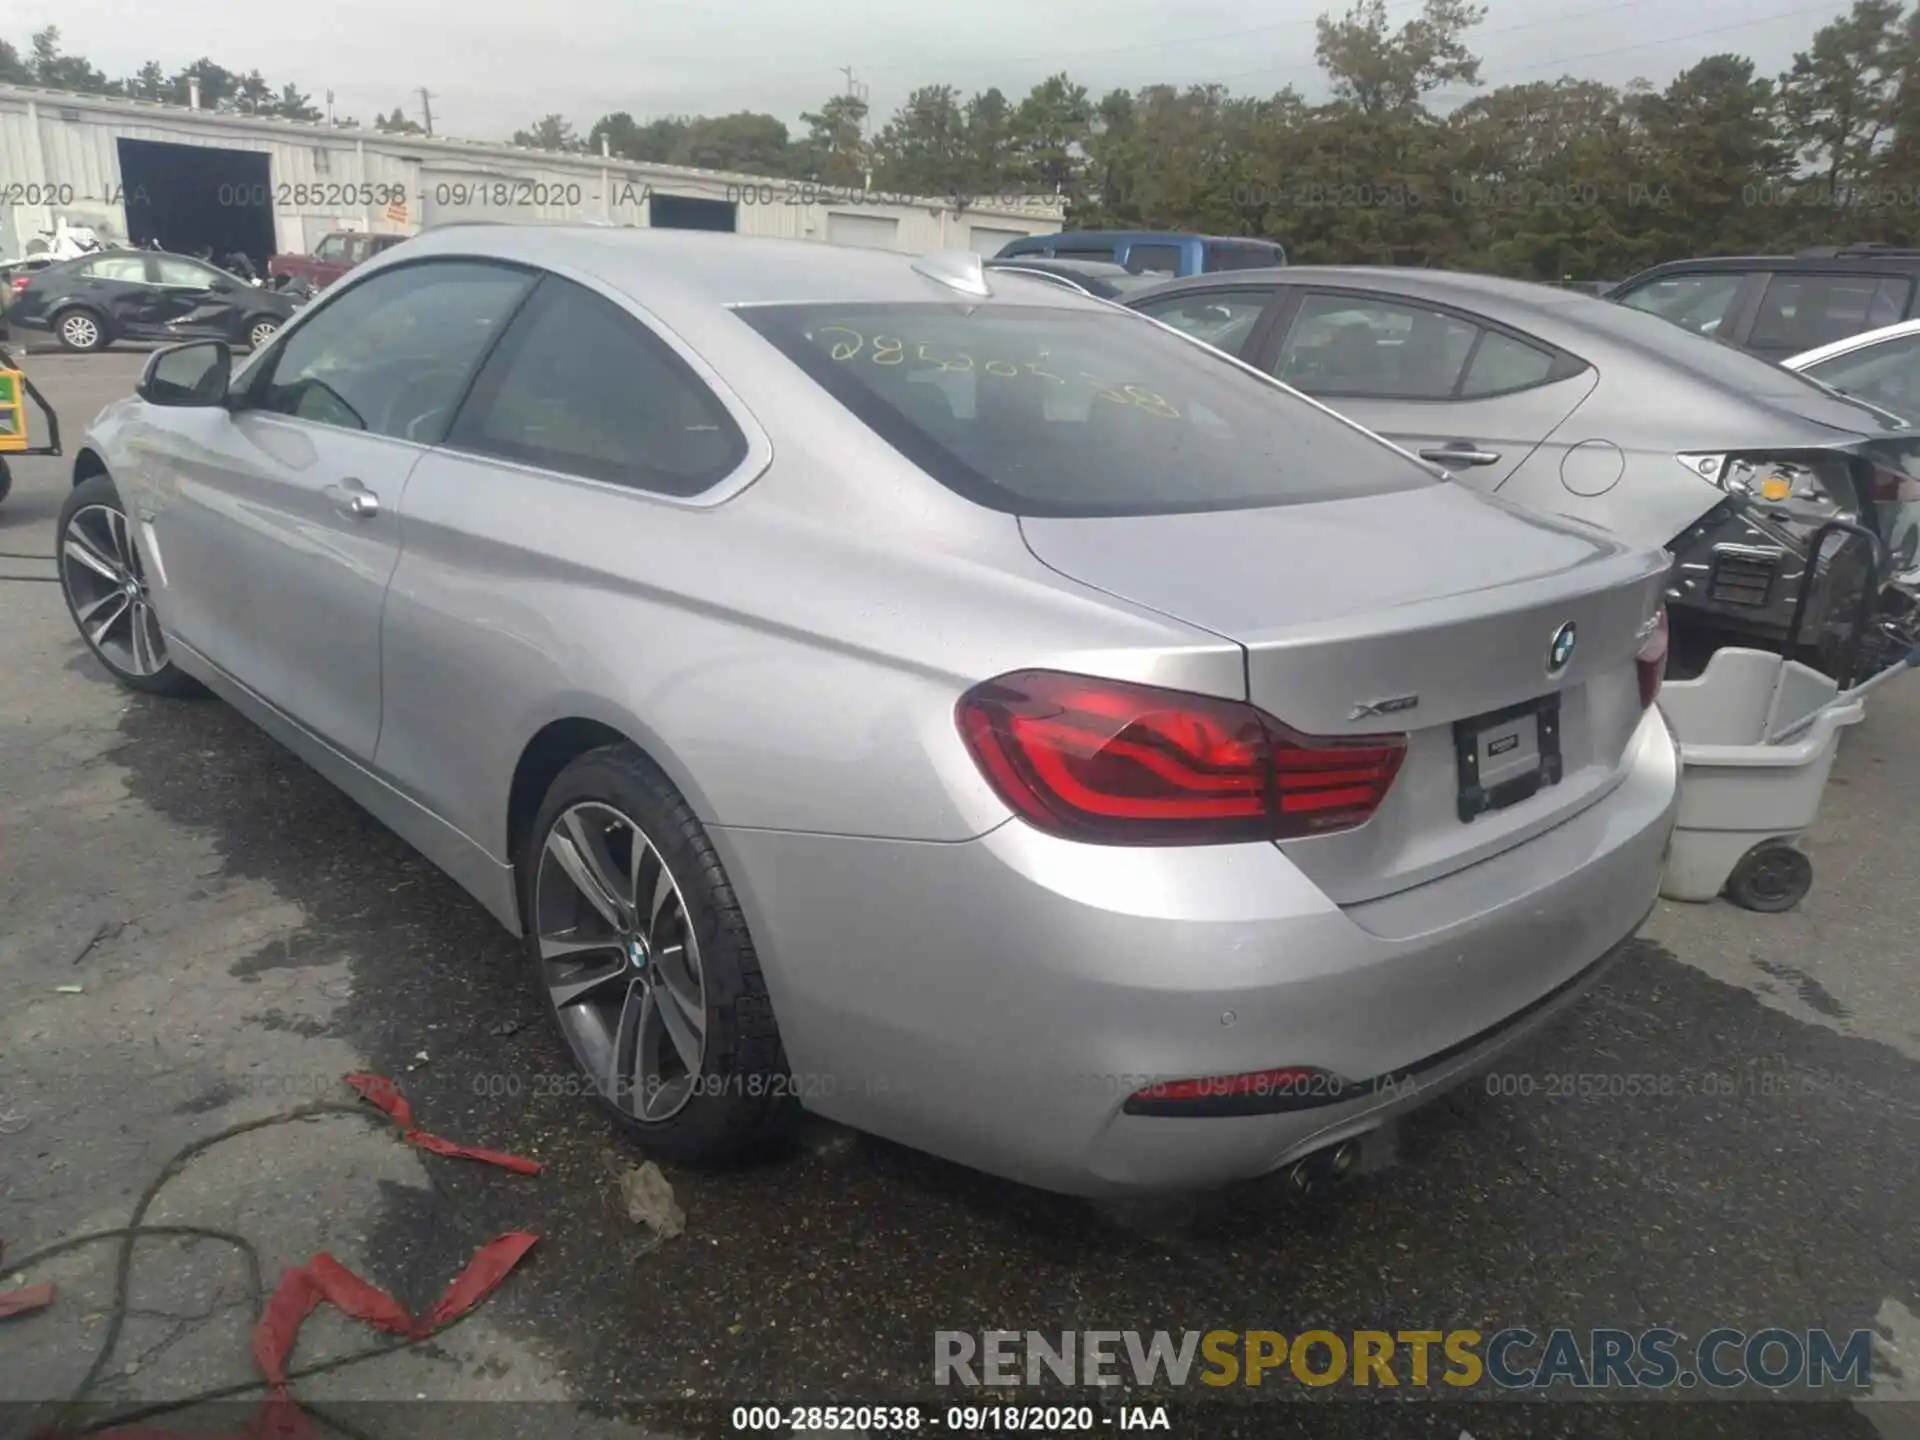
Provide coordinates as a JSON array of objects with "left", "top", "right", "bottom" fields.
[{"left": 1655, "top": 647, "right": 1865, "bottom": 909}]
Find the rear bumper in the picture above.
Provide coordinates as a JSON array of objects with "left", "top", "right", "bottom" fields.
[{"left": 711, "top": 706, "right": 1680, "bottom": 1197}]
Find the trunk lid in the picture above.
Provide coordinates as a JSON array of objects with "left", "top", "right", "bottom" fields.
[{"left": 1021, "top": 484, "right": 1669, "bottom": 904}]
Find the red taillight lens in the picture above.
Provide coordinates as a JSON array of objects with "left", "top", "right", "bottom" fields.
[
  {"left": 1635, "top": 606, "right": 1669, "bottom": 710},
  {"left": 957, "top": 670, "right": 1406, "bottom": 845},
  {"left": 1123, "top": 1065, "right": 1354, "bottom": 1115},
  {"left": 9, "top": 276, "right": 29, "bottom": 295}
]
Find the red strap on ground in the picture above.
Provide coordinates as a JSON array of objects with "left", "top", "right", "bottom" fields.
[
  {"left": 252, "top": 1232, "right": 540, "bottom": 1385},
  {"left": 0, "top": 1281, "right": 54, "bottom": 1320},
  {"left": 343, "top": 1072, "right": 542, "bottom": 1175},
  {"left": 95, "top": 1237, "right": 536, "bottom": 1440}
]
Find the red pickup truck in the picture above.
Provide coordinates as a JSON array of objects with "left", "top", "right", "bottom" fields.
[{"left": 268, "top": 231, "right": 409, "bottom": 290}]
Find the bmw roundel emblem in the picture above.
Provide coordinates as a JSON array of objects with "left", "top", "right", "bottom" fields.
[{"left": 1547, "top": 621, "right": 1578, "bottom": 674}]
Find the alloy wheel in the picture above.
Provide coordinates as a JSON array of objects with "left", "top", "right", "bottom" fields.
[
  {"left": 248, "top": 320, "right": 279, "bottom": 348},
  {"left": 60, "top": 503, "right": 169, "bottom": 676},
  {"left": 533, "top": 801, "right": 708, "bottom": 1121},
  {"left": 61, "top": 314, "right": 100, "bottom": 349}
]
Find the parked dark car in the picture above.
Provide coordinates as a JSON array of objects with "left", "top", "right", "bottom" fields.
[
  {"left": 1606, "top": 245, "right": 1920, "bottom": 362},
  {"left": 1126, "top": 266, "right": 1920, "bottom": 669},
  {"left": 9, "top": 250, "right": 299, "bottom": 353},
  {"left": 994, "top": 230, "right": 1286, "bottom": 277}
]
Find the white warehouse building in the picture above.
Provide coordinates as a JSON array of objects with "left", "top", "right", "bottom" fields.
[{"left": 0, "top": 83, "right": 1064, "bottom": 266}]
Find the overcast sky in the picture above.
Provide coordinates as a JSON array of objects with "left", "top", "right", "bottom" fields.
[{"left": 0, "top": 0, "right": 1852, "bottom": 140}]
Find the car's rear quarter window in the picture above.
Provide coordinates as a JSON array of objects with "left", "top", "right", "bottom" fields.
[{"left": 737, "top": 301, "right": 1434, "bottom": 517}]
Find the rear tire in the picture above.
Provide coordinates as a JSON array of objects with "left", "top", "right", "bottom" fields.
[
  {"left": 1725, "top": 843, "right": 1813, "bottom": 913},
  {"left": 245, "top": 316, "right": 281, "bottom": 349},
  {"left": 518, "top": 742, "right": 798, "bottom": 1161},
  {"left": 0, "top": 457, "right": 11, "bottom": 505},
  {"left": 52, "top": 307, "right": 108, "bottom": 353},
  {"left": 57, "top": 473, "right": 203, "bottom": 697}
]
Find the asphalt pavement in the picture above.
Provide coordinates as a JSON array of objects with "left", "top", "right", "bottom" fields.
[{"left": 1, "top": 351, "right": 1917, "bottom": 1440}]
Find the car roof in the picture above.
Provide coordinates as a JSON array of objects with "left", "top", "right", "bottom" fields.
[
  {"left": 1784, "top": 315, "right": 1920, "bottom": 368},
  {"left": 386, "top": 224, "right": 1115, "bottom": 311},
  {"left": 1129, "top": 264, "right": 1591, "bottom": 316},
  {"left": 1006, "top": 230, "right": 1278, "bottom": 247},
  {"left": 1610, "top": 250, "right": 1920, "bottom": 290}
]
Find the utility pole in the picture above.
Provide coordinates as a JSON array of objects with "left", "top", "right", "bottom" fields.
[
  {"left": 839, "top": 67, "right": 871, "bottom": 191},
  {"left": 418, "top": 87, "right": 435, "bottom": 137}
]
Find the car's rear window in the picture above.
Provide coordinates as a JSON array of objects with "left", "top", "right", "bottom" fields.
[{"left": 736, "top": 302, "right": 1435, "bottom": 517}]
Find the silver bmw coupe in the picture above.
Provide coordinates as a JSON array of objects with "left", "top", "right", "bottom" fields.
[{"left": 58, "top": 226, "right": 1679, "bottom": 1196}]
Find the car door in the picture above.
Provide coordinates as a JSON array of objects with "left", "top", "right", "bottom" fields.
[
  {"left": 1252, "top": 288, "right": 1597, "bottom": 491},
  {"left": 68, "top": 252, "right": 162, "bottom": 335},
  {"left": 374, "top": 272, "right": 755, "bottom": 853},
  {"left": 143, "top": 257, "right": 537, "bottom": 759},
  {"left": 147, "top": 254, "right": 249, "bottom": 339}
]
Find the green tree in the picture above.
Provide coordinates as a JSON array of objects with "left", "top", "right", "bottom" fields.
[
  {"left": 961, "top": 88, "right": 1017, "bottom": 193},
  {"left": 124, "top": 61, "right": 168, "bottom": 101},
  {"left": 873, "top": 85, "right": 971, "bottom": 196},
  {"left": 512, "top": 114, "right": 584, "bottom": 152},
  {"left": 170, "top": 59, "right": 240, "bottom": 110},
  {"left": 1778, "top": 0, "right": 1906, "bottom": 207},
  {"left": 1009, "top": 73, "right": 1093, "bottom": 193},
  {"left": 795, "top": 94, "right": 869, "bottom": 185},
  {"left": 0, "top": 39, "right": 29, "bottom": 83},
  {"left": 674, "top": 113, "right": 791, "bottom": 174},
  {"left": 375, "top": 107, "right": 425, "bottom": 135},
  {"left": 30, "top": 27, "right": 116, "bottom": 93},
  {"left": 273, "top": 83, "right": 323, "bottom": 123},
  {"left": 1313, "top": 0, "right": 1486, "bottom": 116}
]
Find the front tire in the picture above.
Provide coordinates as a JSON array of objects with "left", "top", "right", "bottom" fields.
[
  {"left": 519, "top": 743, "right": 797, "bottom": 1160},
  {"left": 57, "top": 473, "right": 202, "bottom": 696},
  {"left": 53, "top": 307, "right": 108, "bottom": 352}
]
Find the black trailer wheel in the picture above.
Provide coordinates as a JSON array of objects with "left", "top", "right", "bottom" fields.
[{"left": 1725, "top": 843, "right": 1813, "bottom": 913}]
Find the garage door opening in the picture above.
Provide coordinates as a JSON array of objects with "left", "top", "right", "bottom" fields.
[
  {"left": 117, "top": 139, "right": 276, "bottom": 273},
  {"left": 649, "top": 194, "right": 736, "bottom": 232}
]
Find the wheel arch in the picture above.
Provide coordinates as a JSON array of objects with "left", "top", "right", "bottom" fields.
[
  {"left": 72, "top": 446, "right": 110, "bottom": 488},
  {"left": 504, "top": 708, "right": 718, "bottom": 927}
]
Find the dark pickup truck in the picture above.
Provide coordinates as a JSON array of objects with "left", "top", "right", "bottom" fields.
[{"left": 268, "top": 230, "right": 409, "bottom": 290}]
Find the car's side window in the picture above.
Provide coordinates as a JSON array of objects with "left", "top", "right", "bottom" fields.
[
  {"left": 240, "top": 260, "right": 535, "bottom": 443},
  {"left": 1459, "top": 329, "right": 1557, "bottom": 397},
  {"left": 84, "top": 255, "right": 151, "bottom": 283},
  {"left": 1273, "top": 293, "right": 1477, "bottom": 399},
  {"left": 1749, "top": 273, "right": 1914, "bottom": 351},
  {"left": 1133, "top": 290, "right": 1273, "bottom": 356},
  {"left": 153, "top": 256, "right": 222, "bottom": 288},
  {"left": 1126, "top": 244, "right": 1184, "bottom": 276},
  {"left": 1801, "top": 333, "right": 1920, "bottom": 416},
  {"left": 445, "top": 275, "right": 748, "bottom": 497},
  {"left": 314, "top": 235, "right": 349, "bottom": 262},
  {"left": 1614, "top": 271, "right": 1746, "bottom": 337}
]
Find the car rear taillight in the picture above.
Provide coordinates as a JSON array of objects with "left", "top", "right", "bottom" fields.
[
  {"left": 9, "top": 275, "right": 29, "bottom": 295},
  {"left": 1636, "top": 606, "right": 1668, "bottom": 710},
  {"left": 1123, "top": 1065, "right": 1351, "bottom": 1117},
  {"left": 956, "top": 670, "right": 1406, "bottom": 845}
]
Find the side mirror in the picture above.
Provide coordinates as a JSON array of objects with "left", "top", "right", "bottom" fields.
[{"left": 138, "top": 340, "right": 231, "bottom": 407}]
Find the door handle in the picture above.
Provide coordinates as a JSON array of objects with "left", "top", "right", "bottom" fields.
[
  {"left": 1419, "top": 444, "right": 1503, "bottom": 467},
  {"left": 324, "top": 479, "right": 379, "bottom": 519}
]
